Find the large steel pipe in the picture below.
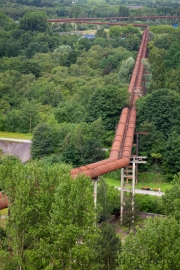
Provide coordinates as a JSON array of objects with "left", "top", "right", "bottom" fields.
[
  {"left": 71, "top": 107, "right": 129, "bottom": 176},
  {"left": 71, "top": 106, "right": 136, "bottom": 178},
  {"left": 71, "top": 30, "right": 148, "bottom": 179}
]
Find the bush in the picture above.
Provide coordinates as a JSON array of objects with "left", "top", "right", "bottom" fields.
[{"left": 135, "top": 194, "right": 165, "bottom": 214}]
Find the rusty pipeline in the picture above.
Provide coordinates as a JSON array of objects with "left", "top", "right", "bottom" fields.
[
  {"left": 71, "top": 107, "right": 129, "bottom": 176},
  {"left": 70, "top": 30, "right": 148, "bottom": 179},
  {"left": 0, "top": 192, "right": 8, "bottom": 210}
]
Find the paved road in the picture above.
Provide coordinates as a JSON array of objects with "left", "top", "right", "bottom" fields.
[
  {"left": 115, "top": 187, "right": 164, "bottom": 196},
  {"left": 0, "top": 138, "right": 31, "bottom": 143}
]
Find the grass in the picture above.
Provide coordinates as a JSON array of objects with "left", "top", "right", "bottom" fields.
[
  {"left": 0, "top": 131, "right": 32, "bottom": 140},
  {"left": 104, "top": 170, "right": 172, "bottom": 192},
  {"left": 81, "top": 29, "right": 96, "bottom": 34},
  {"left": 0, "top": 208, "right": 7, "bottom": 269},
  {"left": 104, "top": 177, "right": 120, "bottom": 187},
  {"left": 0, "top": 208, "right": 8, "bottom": 229},
  {"left": 0, "top": 217, "right": 7, "bottom": 228},
  {"left": 135, "top": 181, "right": 171, "bottom": 192},
  {"left": 0, "top": 208, "right": 8, "bottom": 216}
]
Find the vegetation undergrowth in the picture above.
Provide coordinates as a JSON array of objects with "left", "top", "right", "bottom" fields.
[{"left": 0, "top": 131, "right": 32, "bottom": 140}]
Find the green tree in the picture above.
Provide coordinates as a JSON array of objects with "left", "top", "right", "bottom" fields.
[
  {"left": 162, "top": 173, "right": 180, "bottom": 221},
  {"left": 136, "top": 194, "right": 164, "bottom": 214},
  {"left": 136, "top": 121, "right": 165, "bottom": 170},
  {"left": 97, "top": 179, "right": 120, "bottom": 221},
  {"left": 5, "top": 109, "right": 21, "bottom": 132},
  {"left": 6, "top": 100, "right": 39, "bottom": 133},
  {"left": 154, "top": 33, "right": 172, "bottom": 50},
  {"left": 163, "top": 131, "right": 180, "bottom": 175},
  {"left": 40, "top": 174, "right": 100, "bottom": 270},
  {"left": 150, "top": 54, "right": 166, "bottom": 91},
  {"left": 5, "top": 40, "right": 22, "bottom": 57},
  {"left": 95, "top": 28, "right": 107, "bottom": 39},
  {"left": 118, "top": 217, "right": 180, "bottom": 270},
  {"left": 25, "top": 41, "right": 49, "bottom": 58},
  {"left": 119, "top": 6, "right": 130, "bottom": 17},
  {"left": 61, "top": 119, "right": 105, "bottom": 166},
  {"left": 97, "top": 223, "right": 121, "bottom": 270},
  {"left": 126, "top": 34, "right": 141, "bottom": 51},
  {"left": 108, "top": 26, "right": 122, "bottom": 38},
  {"left": 38, "top": 81, "right": 63, "bottom": 107},
  {"left": 148, "top": 46, "right": 166, "bottom": 65},
  {"left": 0, "top": 158, "right": 72, "bottom": 269},
  {"left": 149, "top": 25, "right": 177, "bottom": 35},
  {"left": 19, "top": 12, "right": 47, "bottom": 32},
  {"left": 118, "top": 57, "right": 135, "bottom": 83},
  {"left": 16, "top": 60, "right": 42, "bottom": 77},
  {"left": 99, "top": 51, "right": 133, "bottom": 72},
  {"left": 136, "top": 89, "right": 180, "bottom": 139},
  {"left": 54, "top": 101, "right": 85, "bottom": 123},
  {"left": 166, "top": 68, "right": 180, "bottom": 94},
  {"left": 122, "top": 193, "right": 139, "bottom": 232},
  {"left": 31, "top": 123, "right": 54, "bottom": 159},
  {"left": 85, "top": 85, "right": 128, "bottom": 131}
]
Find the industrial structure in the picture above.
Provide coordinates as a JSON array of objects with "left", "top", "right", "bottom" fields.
[{"left": 0, "top": 30, "right": 149, "bottom": 219}]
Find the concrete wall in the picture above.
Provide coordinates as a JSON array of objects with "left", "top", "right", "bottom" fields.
[{"left": 0, "top": 140, "right": 31, "bottom": 163}]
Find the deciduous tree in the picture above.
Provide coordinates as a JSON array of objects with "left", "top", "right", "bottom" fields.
[
  {"left": 85, "top": 85, "right": 129, "bottom": 131},
  {"left": 40, "top": 174, "right": 100, "bottom": 270},
  {"left": 19, "top": 11, "right": 47, "bottom": 32},
  {"left": 97, "top": 179, "right": 120, "bottom": 221},
  {"left": 31, "top": 123, "right": 54, "bottom": 159},
  {"left": 61, "top": 119, "right": 105, "bottom": 166},
  {"left": 97, "top": 222, "right": 121, "bottom": 270},
  {"left": 162, "top": 173, "right": 180, "bottom": 220},
  {"left": 118, "top": 217, "right": 180, "bottom": 270}
]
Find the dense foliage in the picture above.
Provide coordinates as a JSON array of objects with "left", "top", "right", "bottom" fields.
[
  {"left": 162, "top": 173, "right": 180, "bottom": 221},
  {"left": 0, "top": 156, "right": 120, "bottom": 269},
  {"left": 0, "top": 1, "right": 180, "bottom": 269},
  {"left": 136, "top": 25, "right": 180, "bottom": 176},
  {"left": 118, "top": 217, "right": 180, "bottom": 270},
  {"left": 0, "top": 10, "right": 143, "bottom": 166}
]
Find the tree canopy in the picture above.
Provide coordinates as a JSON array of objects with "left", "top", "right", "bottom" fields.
[{"left": 118, "top": 217, "right": 180, "bottom": 270}]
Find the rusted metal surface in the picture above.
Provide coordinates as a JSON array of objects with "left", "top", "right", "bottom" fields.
[
  {"left": 71, "top": 30, "right": 148, "bottom": 179},
  {"left": 47, "top": 15, "right": 180, "bottom": 23},
  {"left": 0, "top": 192, "right": 8, "bottom": 210}
]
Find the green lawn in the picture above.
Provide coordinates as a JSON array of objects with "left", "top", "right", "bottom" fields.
[
  {"left": 135, "top": 181, "right": 171, "bottom": 192},
  {"left": 104, "top": 178, "right": 120, "bottom": 187},
  {"left": 0, "top": 208, "right": 8, "bottom": 216},
  {"left": 0, "top": 208, "right": 8, "bottom": 229},
  {"left": 104, "top": 171, "right": 172, "bottom": 192},
  {"left": 0, "top": 217, "right": 6, "bottom": 228},
  {"left": 0, "top": 131, "right": 32, "bottom": 140}
]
